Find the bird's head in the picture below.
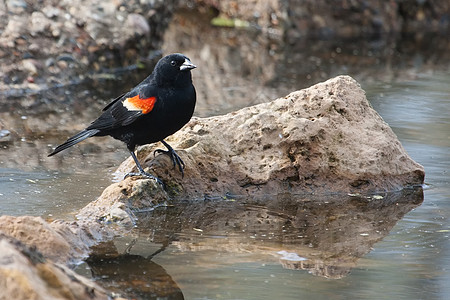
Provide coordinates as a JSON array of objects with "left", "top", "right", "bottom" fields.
[{"left": 154, "top": 53, "right": 196, "bottom": 87}]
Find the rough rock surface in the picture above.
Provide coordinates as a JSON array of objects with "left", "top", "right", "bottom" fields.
[
  {"left": 0, "top": 233, "right": 110, "bottom": 300},
  {"left": 119, "top": 75, "right": 424, "bottom": 196},
  {"left": 76, "top": 75, "right": 424, "bottom": 224},
  {"left": 0, "top": 216, "right": 114, "bottom": 265},
  {"left": 77, "top": 178, "right": 168, "bottom": 228}
]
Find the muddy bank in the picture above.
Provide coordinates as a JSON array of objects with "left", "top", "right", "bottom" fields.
[{"left": 1, "top": 0, "right": 448, "bottom": 107}]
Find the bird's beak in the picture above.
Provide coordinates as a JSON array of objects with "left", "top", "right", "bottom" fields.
[{"left": 180, "top": 59, "right": 196, "bottom": 71}]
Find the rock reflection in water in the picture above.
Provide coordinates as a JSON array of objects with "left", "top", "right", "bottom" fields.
[
  {"left": 86, "top": 241, "right": 184, "bottom": 300},
  {"left": 86, "top": 188, "right": 423, "bottom": 298},
  {"left": 137, "top": 189, "right": 423, "bottom": 279}
]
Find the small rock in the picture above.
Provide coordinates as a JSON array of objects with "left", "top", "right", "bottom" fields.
[
  {"left": 0, "top": 216, "right": 72, "bottom": 264},
  {"left": 45, "top": 57, "right": 55, "bottom": 67},
  {"left": 0, "top": 216, "right": 114, "bottom": 265},
  {"left": 30, "top": 11, "right": 52, "bottom": 35},
  {"left": 42, "top": 5, "right": 61, "bottom": 19},
  {"left": 0, "top": 129, "right": 12, "bottom": 144},
  {"left": 21, "top": 59, "right": 38, "bottom": 75},
  {"left": 5, "top": 0, "right": 27, "bottom": 13}
]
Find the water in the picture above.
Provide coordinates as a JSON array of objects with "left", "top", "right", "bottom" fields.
[
  {"left": 0, "top": 168, "right": 113, "bottom": 218},
  {"left": 1, "top": 29, "right": 449, "bottom": 300},
  {"left": 0, "top": 142, "right": 126, "bottom": 218},
  {"left": 74, "top": 188, "right": 425, "bottom": 299}
]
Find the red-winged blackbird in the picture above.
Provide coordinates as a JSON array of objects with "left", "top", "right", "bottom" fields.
[{"left": 49, "top": 53, "right": 197, "bottom": 184}]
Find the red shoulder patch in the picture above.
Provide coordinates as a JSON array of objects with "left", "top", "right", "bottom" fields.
[{"left": 123, "top": 95, "right": 157, "bottom": 114}]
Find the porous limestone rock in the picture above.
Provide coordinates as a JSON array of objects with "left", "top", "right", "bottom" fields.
[
  {"left": 118, "top": 75, "right": 424, "bottom": 198},
  {"left": 78, "top": 76, "right": 424, "bottom": 225},
  {"left": 77, "top": 178, "right": 168, "bottom": 228}
]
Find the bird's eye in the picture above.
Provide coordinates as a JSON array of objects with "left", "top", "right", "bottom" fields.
[{"left": 170, "top": 60, "right": 176, "bottom": 66}]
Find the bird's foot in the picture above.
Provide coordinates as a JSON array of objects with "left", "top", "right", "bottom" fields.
[
  {"left": 154, "top": 145, "right": 185, "bottom": 177},
  {"left": 124, "top": 170, "right": 163, "bottom": 186}
]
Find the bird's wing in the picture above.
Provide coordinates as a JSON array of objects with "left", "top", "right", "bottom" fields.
[
  {"left": 87, "top": 85, "right": 158, "bottom": 130},
  {"left": 101, "top": 72, "right": 154, "bottom": 112}
]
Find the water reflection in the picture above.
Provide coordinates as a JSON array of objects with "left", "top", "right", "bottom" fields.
[
  {"left": 86, "top": 242, "right": 184, "bottom": 300},
  {"left": 86, "top": 188, "right": 423, "bottom": 298}
]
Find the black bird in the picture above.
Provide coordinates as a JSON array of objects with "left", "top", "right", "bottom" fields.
[{"left": 48, "top": 53, "right": 197, "bottom": 183}]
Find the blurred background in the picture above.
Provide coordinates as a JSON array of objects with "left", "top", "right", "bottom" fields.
[{"left": 0, "top": 1, "right": 449, "bottom": 299}]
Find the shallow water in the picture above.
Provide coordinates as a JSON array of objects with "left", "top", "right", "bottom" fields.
[{"left": 1, "top": 34, "right": 449, "bottom": 299}]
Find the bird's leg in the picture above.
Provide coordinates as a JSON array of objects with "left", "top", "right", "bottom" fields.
[
  {"left": 154, "top": 140, "right": 185, "bottom": 177},
  {"left": 125, "top": 149, "right": 163, "bottom": 185}
]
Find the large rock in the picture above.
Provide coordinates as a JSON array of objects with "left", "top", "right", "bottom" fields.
[
  {"left": 77, "top": 75, "right": 424, "bottom": 224},
  {"left": 120, "top": 75, "right": 424, "bottom": 196}
]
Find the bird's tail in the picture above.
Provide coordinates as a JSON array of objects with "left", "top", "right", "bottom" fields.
[{"left": 48, "top": 129, "right": 100, "bottom": 157}]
